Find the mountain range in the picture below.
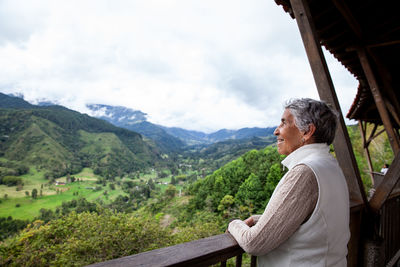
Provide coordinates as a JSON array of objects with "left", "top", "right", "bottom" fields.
[
  {"left": 0, "top": 93, "right": 276, "bottom": 179},
  {"left": 86, "top": 104, "right": 276, "bottom": 147}
]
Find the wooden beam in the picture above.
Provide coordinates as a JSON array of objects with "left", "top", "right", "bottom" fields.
[
  {"left": 356, "top": 48, "right": 400, "bottom": 155},
  {"left": 289, "top": 0, "right": 367, "bottom": 206},
  {"left": 332, "top": 0, "right": 363, "bottom": 39},
  {"left": 367, "top": 40, "right": 400, "bottom": 49},
  {"left": 386, "top": 100, "right": 400, "bottom": 127},
  {"left": 367, "top": 127, "right": 385, "bottom": 146},
  {"left": 333, "top": 0, "right": 400, "bottom": 121},
  {"left": 366, "top": 123, "right": 378, "bottom": 147},
  {"left": 386, "top": 248, "right": 400, "bottom": 267},
  {"left": 370, "top": 152, "right": 400, "bottom": 213},
  {"left": 358, "top": 121, "right": 375, "bottom": 186}
]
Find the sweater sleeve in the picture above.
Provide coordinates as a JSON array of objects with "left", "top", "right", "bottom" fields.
[{"left": 227, "top": 164, "right": 318, "bottom": 256}]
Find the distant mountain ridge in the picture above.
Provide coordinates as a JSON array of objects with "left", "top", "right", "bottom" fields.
[
  {"left": 86, "top": 104, "right": 276, "bottom": 146},
  {"left": 87, "top": 104, "right": 185, "bottom": 153},
  {"left": 87, "top": 104, "right": 148, "bottom": 125}
]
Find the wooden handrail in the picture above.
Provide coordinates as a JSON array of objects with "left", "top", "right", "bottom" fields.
[
  {"left": 87, "top": 204, "right": 367, "bottom": 267},
  {"left": 86, "top": 198, "right": 400, "bottom": 267},
  {"left": 88, "top": 233, "right": 244, "bottom": 267}
]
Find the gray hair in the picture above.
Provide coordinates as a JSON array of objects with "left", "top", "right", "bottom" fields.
[{"left": 284, "top": 98, "right": 338, "bottom": 145}]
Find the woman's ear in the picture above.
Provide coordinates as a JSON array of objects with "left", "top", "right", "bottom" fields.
[{"left": 303, "top": 124, "right": 316, "bottom": 143}]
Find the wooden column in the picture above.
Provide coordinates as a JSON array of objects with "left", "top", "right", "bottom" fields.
[
  {"left": 356, "top": 48, "right": 400, "bottom": 155},
  {"left": 289, "top": 0, "right": 367, "bottom": 206}
]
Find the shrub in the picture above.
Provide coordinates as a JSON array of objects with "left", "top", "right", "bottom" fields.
[
  {"left": 0, "top": 210, "right": 173, "bottom": 266},
  {"left": 1, "top": 176, "right": 22, "bottom": 187}
]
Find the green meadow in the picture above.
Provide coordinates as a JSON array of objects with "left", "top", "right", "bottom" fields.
[
  {"left": 0, "top": 166, "right": 182, "bottom": 220},
  {"left": 0, "top": 167, "right": 127, "bottom": 220}
]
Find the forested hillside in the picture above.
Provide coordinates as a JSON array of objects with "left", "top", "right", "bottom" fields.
[
  {"left": 0, "top": 144, "right": 284, "bottom": 266},
  {"left": 0, "top": 94, "right": 164, "bottom": 180},
  {"left": 189, "top": 146, "right": 284, "bottom": 215}
]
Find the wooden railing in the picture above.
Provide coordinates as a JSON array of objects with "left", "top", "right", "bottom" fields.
[
  {"left": 88, "top": 195, "right": 400, "bottom": 267},
  {"left": 88, "top": 233, "right": 256, "bottom": 267}
]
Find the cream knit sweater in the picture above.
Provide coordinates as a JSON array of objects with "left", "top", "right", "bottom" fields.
[{"left": 228, "top": 164, "right": 318, "bottom": 255}]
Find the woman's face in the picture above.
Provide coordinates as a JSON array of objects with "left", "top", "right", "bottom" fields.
[{"left": 274, "top": 109, "right": 304, "bottom": 156}]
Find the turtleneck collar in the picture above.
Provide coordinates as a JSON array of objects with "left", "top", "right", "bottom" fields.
[{"left": 281, "top": 143, "right": 330, "bottom": 170}]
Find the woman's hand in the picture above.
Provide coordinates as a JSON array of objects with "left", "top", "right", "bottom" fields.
[{"left": 244, "top": 217, "right": 255, "bottom": 227}]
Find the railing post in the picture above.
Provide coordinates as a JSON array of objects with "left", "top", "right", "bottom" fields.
[
  {"left": 235, "top": 254, "right": 242, "bottom": 267},
  {"left": 250, "top": 255, "right": 257, "bottom": 267}
]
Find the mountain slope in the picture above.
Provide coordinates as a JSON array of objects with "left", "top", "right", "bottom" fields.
[
  {"left": 0, "top": 94, "right": 163, "bottom": 178},
  {"left": 0, "top": 92, "right": 35, "bottom": 109}
]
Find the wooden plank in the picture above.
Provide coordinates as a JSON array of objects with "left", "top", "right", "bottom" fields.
[
  {"left": 289, "top": 0, "right": 367, "bottom": 207},
  {"left": 356, "top": 47, "right": 400, "bottom": 155},
  {"left": 370, "top": 152, "right": 400, "bottom": 213},
  {"left": 87, "top": 233, "right": 244, "bottom": 267}
]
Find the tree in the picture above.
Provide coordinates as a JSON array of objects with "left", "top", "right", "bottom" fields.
[
  {"left": 264, "top": 163, "right": 283, "bottom": 203},
  {"left": 31, "top": 188, "right": 38, "bottom": 199},
  {"left": 2, "top": 176, "right": 22, "bottom": 186},
  {"left": 158, "top": 171, "right": 168, "bottom": 179},
  {"left": 170, "top": 176, "right": 177, "bottom": 185},
  {"left": 235, "top": 173, "right": 265, "bottom": 213},
  {"left": 148, "top": 179, "right": 155, "bottom": 190},
  {"left": 218, "top": 195, "right": 235, "bottom": 217},
  {"left": 165, "top": 185, "right": 177, "bottom": 198},
  {"left": 0, "top": 211, "right": 173, "bottom": 266}
]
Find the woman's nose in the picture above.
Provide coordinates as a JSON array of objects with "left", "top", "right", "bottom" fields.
[{"left": 274, "top": 127, "right": 279, "bottom": 135}]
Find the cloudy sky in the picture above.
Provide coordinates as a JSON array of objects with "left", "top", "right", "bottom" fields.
[{"left": 0, "top": 0, "right": 358, "bottom": 133}]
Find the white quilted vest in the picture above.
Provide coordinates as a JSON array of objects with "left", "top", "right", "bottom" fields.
[{"left": 258, "top": 143, "right": 350, "bottom": 267}]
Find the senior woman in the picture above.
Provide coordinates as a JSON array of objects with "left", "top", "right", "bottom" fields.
[{"left": 228, "top": 98, "right": 350, "bottom": 266}]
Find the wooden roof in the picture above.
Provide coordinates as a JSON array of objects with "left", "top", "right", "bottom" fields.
[{"left": 275, "top": 0, "right": 400, "bottom": 128}]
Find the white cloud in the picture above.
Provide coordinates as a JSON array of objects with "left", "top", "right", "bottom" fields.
[{"left": 0, "top": 0, "right": 358, "bottom": 132}]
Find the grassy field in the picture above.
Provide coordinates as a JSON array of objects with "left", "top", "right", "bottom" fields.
[
  {"left": 0, "top": 168, "right": 127, "bottom": 220},
  {"left": 0, "top": 166, "right": 189, "bottom": 220},
  {"left": 0, "top": 168, "right": 52, "bottom": 198}
]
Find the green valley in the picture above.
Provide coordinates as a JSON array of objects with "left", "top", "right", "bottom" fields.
[{"left": 0, "top": 93, "right": 392, "bottom": 267}]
